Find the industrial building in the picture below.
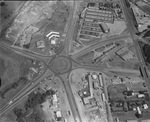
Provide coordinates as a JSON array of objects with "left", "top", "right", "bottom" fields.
[
  {"left": 80, "top": 30, "right": 100, "bottom": 37},
  {"left": 78, "top": 73, "right": 106, "bottom": 108},
  {"left": 100, "top": 22, "right": 110, "bottom": 33},
  {"left": 116, "top": 46, "right": 134, "bottom": 61},
  {"left": 82, "top": 26, "right": 102, "bottom": 32},
  {"left": 83, "top": 21, "right": 100, "bottom": 27},
  {"left": 85, "top": 8, "right": 114, "bottom": 23},
  {"left": 78, "top": 5, "right": 112, "bottom": 40}
]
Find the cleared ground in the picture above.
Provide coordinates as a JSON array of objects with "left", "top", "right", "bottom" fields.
[
  {"left": 0, "top": 1, "right": 25, "bottom": 34},
  {"left": 0, "top": 46, "right": 42, "bottom": 109}
]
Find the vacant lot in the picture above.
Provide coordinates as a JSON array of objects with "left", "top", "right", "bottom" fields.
[
  {"left": 0, "top": 46, "right": 40, "bottom": 108},
  {"left": 0, "top": 1, "right": 24, "bottom": 34}
]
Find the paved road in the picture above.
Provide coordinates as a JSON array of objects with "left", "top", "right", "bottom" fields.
[
  {"left": 62, "top": 0, "right": 80, "bottom": 55},
  {"left": 0, "top": 62, "right": 48, "bottom": 111},
  {"left": 54, "top": 1, "right": 84, "bottom": 122},
  {"left": 0, "top": 69, "right": 53, "bottom": 116},
  {"left": 120, "top": 0, "right": 150, "bottom": 95},
  {"left": 71, "top": 35, "right": 130, "bottom": 59},
  {"left": 0, "top": 42, "right": 51, "bottom": 63},
  {"left": 1, "top": 0, "right": 150, "bottom": 121},
  {"left": 0, "top": 1, "right": 83, "bottom": 122},
  {"left": 59, "top": 74, "right": 82, "bottom": 122}
]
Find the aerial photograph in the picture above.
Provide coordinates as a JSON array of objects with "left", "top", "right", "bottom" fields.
[{"left": 0, "top": 0, "right": 150, "bottom": 122}]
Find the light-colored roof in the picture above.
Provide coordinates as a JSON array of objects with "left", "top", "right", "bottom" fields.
[{"left": 56, "top": 111, "right": 62, "bottom": 117}]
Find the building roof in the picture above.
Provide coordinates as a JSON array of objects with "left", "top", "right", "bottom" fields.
[
  {"left": 127, "top": 120, "right": 138, "bottom": 122},
  {"left": 141, "top": 119, "right": 150, "bottom": 122},
  {"left": 116, "top": 46, "right": 134, "bottom": 61},
  {"left": 83, "top": 97, "right": 90, "bottom": 105},
  {"left": 56, "top": 111, "right": 62, "bottom": 118},
  {"left": 53, "top": 94, "right": 58, "bottom": 102},
  {"left": 88, "top": 2, "right": 96, "bottom": 7},
  {"left": 36, "top": 40, "right": 45, "bottom": 48}
]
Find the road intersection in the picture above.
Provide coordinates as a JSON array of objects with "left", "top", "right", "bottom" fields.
[
  {"left": 0, "top": 0, "right": 150, "bottom": 122},
  {"left": 120, "top": 0, "right": 150, "bottom": 95}
]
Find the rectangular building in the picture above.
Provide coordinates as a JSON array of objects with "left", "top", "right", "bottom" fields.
[
  {"left": 85, "top": 8, "right": 114, "bottom": 23},
  {"left": 82, "top": 26, "right": 102, "bottom": 32},
  {"left": 101, "top": 93, "right": 106, "bottom": 101},
  {"left": 116, "top": 46, "right": 134, "bottom": 61},
  {"left": 83, "top": 21, "right": 100, "bottom": 27},
  {"left": 80, "top": 30, "right": 99, "bottom": 37},
  {"left": 98, "top": 74, "right": 103, "bottom": 87}
]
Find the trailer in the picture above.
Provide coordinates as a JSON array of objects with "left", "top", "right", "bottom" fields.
[{"left": 98, "top": 73, "right": 103, "bottom": 87}]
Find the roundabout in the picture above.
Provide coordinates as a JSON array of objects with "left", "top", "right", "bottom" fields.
[{"left": 49, "top": 55, "right": 72, "bottom": 75}]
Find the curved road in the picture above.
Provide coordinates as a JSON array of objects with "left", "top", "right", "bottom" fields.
[
  {"left": 1, "top": 1, "right": 149, "bottom": 122},
  {"left": 120, "top": 0, "right": 150, "bottom": 96}
]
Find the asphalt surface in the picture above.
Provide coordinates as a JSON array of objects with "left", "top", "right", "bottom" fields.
[
  {"left": 62, "top": 0, "right": 80, "bottom": 55},
  {"left": 120, "top": 0, "right": 150, "bottom": 95},
  {"left": 0, "top": 1, "right": 83, "bottom": 122},
  {"left": 71, "top": 35, "right": 130, "bottom": 59},
  {"left": 1, "top": 0, "right": 150, "bottom": 122},
  {"left": 0, "top": 69, "right": 53, "bottom": 116},
  {"left": 59, "top": 75, "right": 82, "bottom": 122}
]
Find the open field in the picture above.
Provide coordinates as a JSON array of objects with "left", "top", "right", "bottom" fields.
[{"left": 0, "top": 46, "right": 43, "bottom": 109}]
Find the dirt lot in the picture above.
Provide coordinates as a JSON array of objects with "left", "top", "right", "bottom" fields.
[
  {"left": 0, "top": 1, "right": 25, "bottom": 34},
  {"left": 0, "top": 46, "right": 40, "bottom": 108}
]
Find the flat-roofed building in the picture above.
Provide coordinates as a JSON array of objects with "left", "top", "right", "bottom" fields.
[
  {"left": 78, "top": 6, "right": 114, "bottom": 41},
  {"left": 100, "top": 23, "right": 110, "bottom": 33},
  {"left": 82, "top": 26, "right": 102, "bottom": 32},
  {"left": 53, "top": 94, "right": 58, "bottom": 106},
  {"left": 84, "top": 18, "right": 93, "bottom": 22},
  {"left": 98, "top": 73, "right": 103, "bottom": 87},
  {"left": 127, "top": 120, "right": 138, "bottom": 122},
  {"left": 83, "top": 21, "right": 100, "bottom": 27},
  {"left": 141, "top": 119, "right": 150, "bottom": 122},
  {"left": 93, "top": 81, "right": 99, "bottom": 89},
  {"left": 55, "top": 111, "right": 62, "bottom": 121},
  {"left": 89, "top": 75, "right": 94, "bottom": 98},
  {"left": 85, "top": 15, "right": 113, "bottom": 23},
  {"left": 79, "top": 34, "right": 90, "bottom": 40},
  {"left": 80, "top": 30, "right": 99, "bottom": 37},
  {"left": 87, "top": 2, "right": 99, "bottom": 9},
  {"left": 83, "top": 97, "right": 90, "bottom": 105},
  {"left": 36, "top": 40, "right": 45, "bottom": 48},
  {"left": 86, "top": 10, "right": 113, "bottom": 17},
  {"left": 116, "top": 46, "right": 134, "bottom": 61},
  {"left": 85, "top": 8, "right": 114, "bottom": 23}
]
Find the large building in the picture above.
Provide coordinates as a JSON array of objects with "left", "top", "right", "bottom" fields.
[
  {"left": 85, "top": 8, "right": 114, "bottom": 23},
  {"left": 78, "top": 2, "right": 113, "bottom": 40},
  {"left": 116, "top": 46, "right": 134, "bottom": 61}
]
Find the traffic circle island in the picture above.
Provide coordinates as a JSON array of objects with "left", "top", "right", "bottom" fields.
[{"left": 49, "top": 56, "right": 72, "bottom": 75}]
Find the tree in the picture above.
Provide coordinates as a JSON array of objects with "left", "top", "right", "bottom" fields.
[
  {"left": 143, "top": 44, "right": 150, "bottom": 63},
  {"left": 24, "top": 92, "right": 45, "bottom": 110},
  {"left": 135, "top": 111, "right": 143, "bottom": 118},
  {"left": 0, "top": 2, "right": 6, "bottom": 6},
  {"left": 30, "top": 113, "right": 42, "bottom": 122},
  {"left": 13, "top": 107, "right": 24, "bottom": 118},
  {"left": 19, "top": 77, "right": 28, "bottom": 84},
  {"left": 12, "top": 82, "right": 18, "bottom": 89},
  {"left": 0, "top": 91, "right": 4, "bottom": 99},
  {"left": 24, "top": 90, "right": 55, "bottom": 110},
  {"left": 23, "top": 43, "right": 31, "bottom": 49},
  {"left": 0, "top": 77, "right": 1, "bottom": 87},
  {"left": 46, "top": 89, "right": 55, "bottom": 96},
  {"left": 17, "top": 118, "right": 25, "bottom": 122}
]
